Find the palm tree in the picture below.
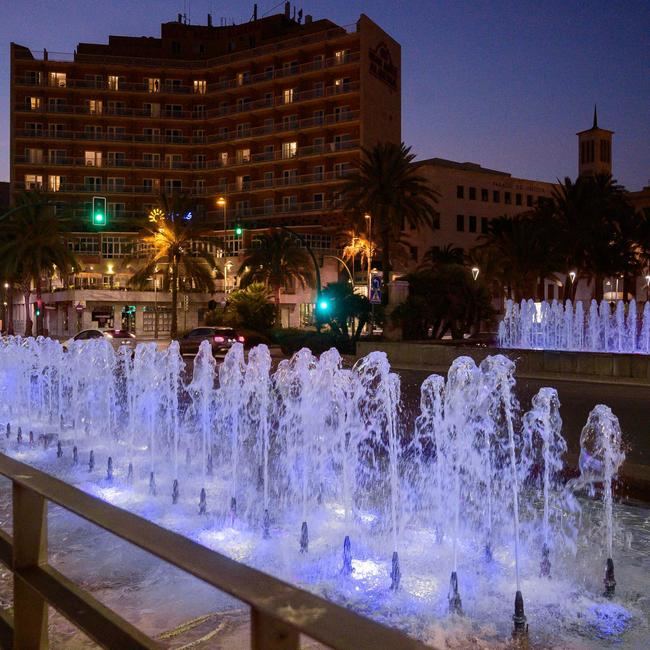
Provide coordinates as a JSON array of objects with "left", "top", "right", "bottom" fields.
[
  {"left": 238, "top": 230, "right": 313, "bottom": 318},
  {"left": 420, "top": 243, "right": 465, "bottom": 271},
  {"left": 338, "top": 142, "right": 440, "bottom": 303},
  {"left": 130, "top": 194, "right": 217, "bottom": 339},
  {"left": 0, "top": 191, "right": 77, "bottom": 336}
]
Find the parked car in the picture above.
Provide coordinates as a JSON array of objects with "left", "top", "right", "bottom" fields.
[
  {"left": 63, "top": 329, "right": 136, "bottom": 351},
  {"left": 179, "top": 327, "right": 245, "bottom": 356}
]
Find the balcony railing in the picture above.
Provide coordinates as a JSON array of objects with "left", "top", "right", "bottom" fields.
[
  {"left": 0, "top": 453, "right": 425, "bottom": 650},
  {"left": 13, "top": 80, "right": 360, "bottom": 123},
  {"left": 13, "top": 24, "right": 357, "bottom": 71}
]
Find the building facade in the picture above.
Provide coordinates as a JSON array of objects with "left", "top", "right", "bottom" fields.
[{"left": 9, "top": 6, "right": 401, "bottom": 336}]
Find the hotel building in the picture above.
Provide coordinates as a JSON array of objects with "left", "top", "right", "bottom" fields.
[{"left": 9, "top": 5, "right": 400, "bottom": 335}]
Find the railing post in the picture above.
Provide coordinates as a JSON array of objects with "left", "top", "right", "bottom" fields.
[
  {"left": 251, "top": 609, "right": 299, "bottom": 650},
  {"left": 13, "top": 482, "right": 48, "bottom": 649}
]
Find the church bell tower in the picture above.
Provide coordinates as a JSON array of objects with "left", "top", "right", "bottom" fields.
[{"left": 577, "top": 106, "right": 613, "bottom": 177}]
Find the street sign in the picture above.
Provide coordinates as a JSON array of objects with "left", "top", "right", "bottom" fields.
[{"left": 370, "top": 275, "right": 382, "bottom": 304}]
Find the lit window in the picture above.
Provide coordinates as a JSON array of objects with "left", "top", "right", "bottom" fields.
[
  {"left": 27, "top": 97, "right": 42, "bottom": 110},
  {"left": 334, "top": 49, "right": 350, "bottom": 64},
  {"left": 283, "top": 88, "right": 295, "bottom": 104},
  {"left": 107, "top": 75, "right": 119, "bottom": 90},
  {"left": 48, "top": 175, "right": 62, "bottom": 192},
  {"left": 48, "top": 72, "right": 66, "bottom": 87},
  {"left": 236, "top": 72, "right": 250, "bottom": 86},
  {"left": 146, "top": 77, "right": 160, "bottom": 93},
  {"left": 282, "top": 141, "right": 297, "bottom": 159},
  {"left": 193, "top": 80, "right": 207, "bottom": 94},
  {"left": 87, "top": 99, "right": 103, "bottom": 115},
  {"left": 84, "top": 151, "right": 102, "bottom": 167},
  {"left": 333, "top": 78, "right": 350, "bottom": 93},
  {"left": 25, "top": 174, "right": 43, "bottom": 189},
  {"left": 235, "top": 148, "right": 251, "bottom": 163}
]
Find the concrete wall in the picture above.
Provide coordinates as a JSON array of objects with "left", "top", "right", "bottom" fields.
[{"left": 356, "top": 341, "right": 650, "bottom": 384}]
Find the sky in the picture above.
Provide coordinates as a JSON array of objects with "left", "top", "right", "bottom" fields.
[{"left": 1, "top": 0, "right": 649, "bottom": 189}]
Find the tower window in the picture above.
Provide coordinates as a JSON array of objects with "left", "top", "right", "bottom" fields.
[
  {"left": 456, "top": 185, "right": 464, "bottom": 199},
  {"left": 469, "top": 187, "right": 476, "bottom": 200},
  {"left": 456, "top": 214, "right": 464, "bottom": 232}
]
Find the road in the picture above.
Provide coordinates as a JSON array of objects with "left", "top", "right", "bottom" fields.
[{"left": 398, "top": 369, "right": 650, "bottom": 468}]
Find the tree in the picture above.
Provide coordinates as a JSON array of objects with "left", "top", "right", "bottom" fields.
[
  {"left": 238, "top": 229, "right": 313, "bottom": 319},
  {"left": 338, "top": 142, "right": 440, "bottom": 304},
  {"left": 315, "top": 281, "right": 370, "bottom": 343},
  {"left": 130, "top": 194, "right": 217, "bottom": 339},
  {"left": 392, "top": 266, "right": 494, "bottom": 340},
  {"left": 224, "top": 283, "right": 276, "bottom": 332},
  {"left": 0, "top": 191, "right": 77, "bottom": 336},
  {"left": 420, "top": 243, "right": 464, "bottom": 271}
]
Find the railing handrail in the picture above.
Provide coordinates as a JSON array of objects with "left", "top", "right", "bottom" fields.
[{"left": 0, "top": 453, "right": 429, "bottom": 649}]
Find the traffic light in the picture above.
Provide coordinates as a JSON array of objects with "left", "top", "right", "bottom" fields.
[
  {"left": 234, "top": 224, "right": 244, "bottom": 237},
  {"left": 35, "top": 300, "right": 43, "bottom": 318},
  {"left": 316, "top": 297, "right": 330, "bottom": 314},
  {"left": 92, "top": 196, "right": 107, "bottom": 227}
]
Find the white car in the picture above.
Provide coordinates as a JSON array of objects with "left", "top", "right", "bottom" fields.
[{"left": 64, "top": 329, "right": 136, "bottom": 351}]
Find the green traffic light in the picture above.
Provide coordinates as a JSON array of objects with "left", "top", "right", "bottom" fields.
[
  {"left": 318, "top": 299, "right": 329, "bottom": 311},
  {"left": 94, "top": 213, "right": 105, "bottom": 224},
  {"left": 234, "top": 225, "right": 243, "bottom": 236}
]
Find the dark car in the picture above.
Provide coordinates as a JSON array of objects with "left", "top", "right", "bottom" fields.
[
  {"left": 179, "top": 327, "right": 244, "bottom": 356},
  {"left": 64, "top": 329, "right": 136, "bottom": 351}
]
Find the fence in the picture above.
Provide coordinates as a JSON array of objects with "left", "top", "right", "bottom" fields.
[{"left": 0, "top": 453, "right": 428, "bottom": 649}]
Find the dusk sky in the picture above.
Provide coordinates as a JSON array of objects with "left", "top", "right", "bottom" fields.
[{"left": 1, "top": 0, "right": 649, "bottom": 189}]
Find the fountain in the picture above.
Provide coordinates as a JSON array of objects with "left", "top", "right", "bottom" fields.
[
  {"left": 0, "top": 335, "right": 645, "bottom": 647},
  {"left": 499, "top": 298, "right": 650, "bottom": 353}
]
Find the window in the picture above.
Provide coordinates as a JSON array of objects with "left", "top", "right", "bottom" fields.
[
  {"left": 26, "top": 148, "right": 44, "bottom": 163},
  {"left": 283, "top": 88, "right": 295, "bottom": 104},
  {"left": 334, "top": 106, "right": 350, "bottom": 122},
  {"left": 107, "top": 126, "right": 125, "bottom": 140},
  {"left": 193, "top": 105, "right": 206, "bottom": 118},
  {"left": 25, "top": 71, "right": 42, "bottom": 85},
  {"left": 263, "top": 144, "right": 275, "bottom": 160},
  {"left": 83, "top": 125, "right": 102, "bottom": 139},
  {"left": 48, "top": 149, "right": 65, "bottom": 163},
  {"left": 335, "top": 49, "right": 350, "bottom": 64},
  {"left": 527, "top": 194, "right": 533, "bottom": 207},
  {"left": 84, "top": 176, "right": 102, "bottom": 191},
  {"left": 49, "top": 123, "right": 65, "bottom": 137},
  {"left": 193, "top": 79, "right": 207, "bottom": 94},
  {"left": 235, "top": 175, "right": 251, "bottom": 190},
  {"left": 282, "top": 169, "right": 298, "bottom": 185},
  {"left": 107, "top": 152, "right": 126, "bottom": 167},
  {"left": 165, "top": 129, "right": 182, "bottom": 143},
  {"left": 106, "top": 177, "right": 125, "bottom": 192},
  {"left": 194, "top": 179, "right": 205, "bottom": 195},
  {"left": 164, "top": 79, "right": 182, "bottom": 91},
  {"left": 282, "top": 141, "right": 297, "bottom": 159},
  {"left": 456, "top": 214, "right": 464, "bottom": 232},
  {"left": 469, "top": 187, "right": 476, "bottom": 200},
  {"left": 236, "top": 72, "right": 250, "bottom": 86},
  {"left": 313, "top": 193, "right": 324, "bottom": 208},
  {"left": 282, "top": 114, "right": 298, "bottom": 130},
  {"left": 282, "top": 195, "right": 297, "bottom": 212},
  {"left": 48, "top": 72, "right": 66, "bottom": 87},
  {"left": 47, "top": 98, "right": 65, "bottom": 112},
  {"left": 236, "top": 97, "right": 251, "bottom": 111},
  {"left": 218, "top": 152, "right": 229, "bottom": 167},
  {"left": 600, "top": 139, "right": 611, "bottom": 163},
  {"left": 164, "top": 179, "right": 182, "bottom": 194},
  {"left": 263, "top": 118, "right": 274, "bottom": 133},
  {"left": 264, "top": 198, "right": 274, "bottom": 214},
  {"left": 481, "top": 217, "right": 489, "bottom": 234},
  {"left": 48, "top": 175, "right": 62, "bottom": 192},
  {"left": 26, "top": 97, "right": 42, "bottom": 110},
  {"left": 334, "top": 162, "right": 350, "bottom": 178},
  {"left": 146, "top": 77, "right": 160, "bottom": 93},
  {"left": 313, "top": 165, "right": 324, "bottom": 181},
  {"left": 235, "top": 200, "right": 250, "bottom": 216},
  {"left": 505, "top": 191, "right": 511, "bottom": 205},
  {"left": 193, "top": 129, "right": 205, "bottom": 143},
  {"left": 68, "top": 237, "right": 99, "bottom": 255},
  {"left": 165, "top": 104, "right": 182, "bottom": 118},
  {"left": 334, "top": 77, "right": 351, "bottom": 93},
  {"left": 264, "top": 66, "right": 274, "bottom": 79},
  {"left": 235, "top": 148, "right": 251, "bottom": 163},
  {"left": 84, "top": 74, "right": 103, "bottom": 88},
  {"left": 236, "top": 123, "right": 251, "bottom": 137},
  {"left": 25, "top": 122, "right": 43, "bottom": 136},
  {"left": 481, "top": 189, "right": 488, "bottom": 202},
  {"left": 313, "top": 54, "right": 324, "bottom": 69},
  {"left": 313, "top": 81, "right": 324, "bottom": 97},
  {"left": 193, "top": 154, "right": 206, "bottom": 169},
  {"left": 515, "top": 193, "right": 522, "bottom": 206},
  {"left": 142, "top": 153, "right": 160, "bottom": 168},
  {"left": 313, "top": 109, "right": 325, "bottom": 126},
  {"left": 85, "top": 151, "right": 102, "bottom": 167},
  {"left": 264, "top": 171, "right": 274, "bottom": 187},
  {"left": 143, "top": 128, "right": 160, "bottom": 142},
  {"left": 456, "top": 186, "right": 464, "bottom": 199},
  {"left": 165, "top": 154, "right": 182, "bottom": 169},
  {"left": 87, "top": 99, "right": 103, "bottom": 115},
  {"left": 468, "top": 215, "right": 477, "bottom": 233},
  {"left": 107, "top": 75, "right": 119, "bottom": 90},
  {"left": 144, "top": 102, "right": 160, "bottom": 117},
  {"left": 493, "top": 190, "right": 500, "bottom": 203},
  {"left": 143, "top": 178, "right": 160, "bottom": 193},
  {"left": 102, "top": 235, "right": 131, "bottom": 258}
]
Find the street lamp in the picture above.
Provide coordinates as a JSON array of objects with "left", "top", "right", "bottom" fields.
[
  {"left": 645, "top": 274, "right": 650, "bottom": 301},
  {"left": 217, "top": 196, "right": 227, "bottom": 255},
  {"left": 224, "top": 260, "right": 233, "bottom": 294},
  {"left": 471, "top": 267, "right": 480, "bottom": 281},
  {"left": 364, "top": 213, "right": 373, "bottom": 333},
  {"left": 569, "top": 271, "right": 576, "bottom": 284}
]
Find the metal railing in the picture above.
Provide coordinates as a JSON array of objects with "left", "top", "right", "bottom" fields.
[{"left": 0, "top": 453, "right": 428, "bottom": 649}]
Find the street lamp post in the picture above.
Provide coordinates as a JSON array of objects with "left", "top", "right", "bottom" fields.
[
  {"left": 217, "top": 196, "right": 227, "bottom": 254},
  {"left": 645, "top": 274, "right": 650, "bottom": 302},
  {"left": 364, "top": 213, "right": 373, "bottom": 332}
]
